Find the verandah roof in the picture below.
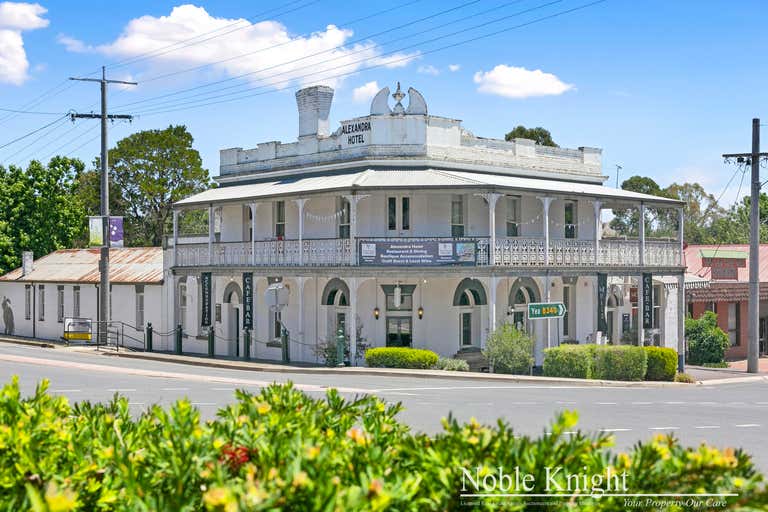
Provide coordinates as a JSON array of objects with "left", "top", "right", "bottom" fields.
[{"left": 175, "top": 169, "right": 684, "bottom": 209}]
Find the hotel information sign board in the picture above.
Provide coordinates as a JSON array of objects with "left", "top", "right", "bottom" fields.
[
  {"left": 358, "top": 240, "right": 477, "bottom": 266},
  {"left": 201, "top": 272, "right": 212, "bottom": 327}
]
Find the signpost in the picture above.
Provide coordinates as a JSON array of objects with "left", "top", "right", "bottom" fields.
[{"left": 528, "top": 302, "right": 567, "bottom": 319}]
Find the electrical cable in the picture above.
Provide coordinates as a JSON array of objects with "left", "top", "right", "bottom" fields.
[
  {"left": 0, "top": 115, "right": 69, "bottom": 151},
  {"left": 133, "top": 0, "right": 592, "bottom": 115}
]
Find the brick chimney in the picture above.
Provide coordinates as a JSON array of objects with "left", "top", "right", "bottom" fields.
[
  {"left": 21, "top": 251, "right": 33, "bottom": 276},
  {"left": 295, "top": 85, "right": 334, "bottom": 139}
]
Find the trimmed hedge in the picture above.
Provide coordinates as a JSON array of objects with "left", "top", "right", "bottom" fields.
[
  {"left": 543, "top": 344, "right": 595, "bottom": 379},
  {"left": 543, "top": 344, "right": 649, "bottom": 381},
  {"left": 593, "top": 345, "right": 647, "bottom": 381},
  {"left": 365, "top": 347, "right": 438, "bottom": 369},
  {"left": 644, "top": 346, "right": 678, "bottom": 381},
  {"left": 686, "top": 311, "right": 730, "bottom": 365},
  {"left": 433, "top": 357, "right": 469, "bottom": 372},
  {"left": 0, "top": 378, "right": 765, "bottom": 510}
]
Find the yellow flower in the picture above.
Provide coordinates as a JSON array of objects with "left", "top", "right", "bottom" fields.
[
  {"left": 268, "top": 468, "right": 279, "bottom": 480},
  {"left": 346, "top": 427, "right": 369, "bottom": 446},
  {"left": 292, "top": 471, "right": 309, "bottom": 488},
  {"left": 331, "top": 476, "right": 341, "bottom": 486},
  {"left": 202, "top": 486, "right": 237, "bottom": 512},
  {"left": 467, "top": 436, "right": 479, "bottom": 445},
  {"left": 733, "top": 477, "right": 744, "bottom": 489},
  {"left": 213, "top": 438, "right": 225, "bottom": 450},
  {"left": 305, "top": 445, "right": 320, "bottom": 460},
  {"left": 256, "top": 402, "right": 271, "bottom": 415},
  {"left": 45, "top": 482, "right": 78, "bottom": 512}
]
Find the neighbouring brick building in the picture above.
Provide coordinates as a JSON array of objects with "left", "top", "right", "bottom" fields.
[{"left": 685, "top": 244, "right": 768, "bottom": 359}]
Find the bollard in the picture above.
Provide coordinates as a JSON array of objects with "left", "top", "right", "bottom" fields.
[
  {"left": 243, "top": 329, "right": 250, "bottom": 361},
  {"left": 146, "top": 322, "right": 153, "bottom": 352},
  {"left": 175, "top": 324, "right": 182, "bottom": 355},
  {"left": 336, "top": 328, "right": 345, "bottom": 367},
  {"left": 208, "top": 327, "right": 214, "bottom": 358},
  {"left": 281, "top": 327, "right": 290, "bottom": 363}
]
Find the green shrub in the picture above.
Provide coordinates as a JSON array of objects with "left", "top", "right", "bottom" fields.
[
  {"left": 643, "top": 346, "right": 678, "bottom": 381},
  {"left": 433, "top": 357, "right": 469, "bottom": 372},
  {"left": 593, "top": 345, "right": 648, "bottom": 381},
  {"left": 0, "top": 377, "right": 765, "bottom": 510},
  {"left": 674, "top": 372, "right": 697, "bottom": 383},
  {"left": 483, "top": 323, "right": 534, "bottom": 375},
  {"left": 686, "top": 311, "right": 730, "bottom": 365},
  {"left": 543, "top": 344, "right": 595, "bottom": 379},
  {"left": 365, "top": 347, "right": 438, "bottom": 369}
]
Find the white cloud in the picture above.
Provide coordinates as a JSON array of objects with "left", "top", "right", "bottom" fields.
[
  {"left": 68, "top": 5, "right": 418, "bottom": 91},
  {"left": 352, "top": 81, "right": 379, "bottom": 103},
  {"left": 57, "top": 34, "right": 93, "bottom": 53},
  {"left": 473, "top": 64, "right": 573, "bottom": 99},
  {"left": 0, "top": 2, "right": 48, "bottom": 85},
  {"left": 448, "top": 64, "right": 460, "bottom": 72},
  {"left": 417, "top": 64, "right": 439, "bottom": 76}
]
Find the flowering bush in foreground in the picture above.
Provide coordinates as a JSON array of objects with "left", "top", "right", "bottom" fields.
[{"left": 0, "top": 377, "right": 766, "bottom": 511}]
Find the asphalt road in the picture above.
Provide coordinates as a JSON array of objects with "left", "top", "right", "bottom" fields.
[{"left": 2, "top": 343, "right": 767, "bottom": 470}]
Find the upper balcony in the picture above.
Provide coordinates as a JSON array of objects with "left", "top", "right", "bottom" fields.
[{"left": 170, "top": 236, "right": 681, "bottom": 269}]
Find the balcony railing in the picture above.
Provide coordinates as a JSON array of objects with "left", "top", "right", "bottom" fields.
[{"left": 172, "top": 237, "right": 681, "bottom": 268}]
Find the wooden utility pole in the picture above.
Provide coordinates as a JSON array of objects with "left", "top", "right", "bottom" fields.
[
  {"left": 723, "top": 118, "right": 768, "bottom": 373},
  {"left": 69, "top": 66, "right": 136, "bottom": 345}
]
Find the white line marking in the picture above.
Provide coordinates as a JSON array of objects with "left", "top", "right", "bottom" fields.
[
  {"left": 600, "top": 428, "right": 631, "bottom": 432},
  {"left": 631, "top": 401, "right": 652, "bottom": 405},
  {"left": 128, "top": 402, "right": 145, "bottom": 406},
  {"left": 597, "top": 402, "right": 617, "bottom": 405},
  {"left": 698, "top": 401, "right": 717, "bottom": 405},
  {"left": 694, "top": 425, "right": 720, "bottom": 429},
  {"left": 370, "top": 385, "right": 600, "bottom": 392},
  {"left": 191, "top": 402, "right": 217, "bottom": 406},
  {"left": 50, "top": 389, "right": 82, "bottom": 393},
  {"left": 755, "top": 402, "right": 768, "bottom": 405},
  {"left": 735, "top": 424, "right": 760, "bottom": 428},
  {"left": 556, "top": 401, "right": 576, "bottom": 405},
  {"left": 563, "top": 431, "right": 577, "bottom": 435},
  {"left": 664, "top": 401, "right": 685, "bottom": 405},
  {"left": 161, "top": 387, "right": 189, "bottom": 391},
  {"left": 648, "top": 426, "right": 679, "bottom": 430},
  {"left": 107, "top": 388, "right": 136, "bottom": 392},
  {"left": 384, "top": 392, "right": 419, "bottom": 396}
]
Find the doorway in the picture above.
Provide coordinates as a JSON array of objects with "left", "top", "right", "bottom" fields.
[
  {"left": 232, "top": 307, "right": 240, "bottom": 357},
  {"left": 387, "top": 316, "right": 412, "bottom": 347},
  {"left": 460, "top": 312, "right": 472, "bottom": 346}
]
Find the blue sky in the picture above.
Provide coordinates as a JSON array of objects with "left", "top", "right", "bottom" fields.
[{"left": 0, "top": 0, "right": 765, "bottom": 206}]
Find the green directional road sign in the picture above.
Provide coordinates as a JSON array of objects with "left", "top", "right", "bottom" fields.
[{"left": 528, "top": 302, "right": 567, "bottom": 319}]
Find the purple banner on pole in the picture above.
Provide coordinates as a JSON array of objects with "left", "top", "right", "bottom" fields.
[{"left": 109, "top": 217, "right": 124, "bottom": 247}]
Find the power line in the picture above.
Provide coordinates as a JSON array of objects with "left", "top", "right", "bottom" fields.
[
  {"left": 0, "top": 115, "right": 69, "bottom": 151},
  {"left": 137, "top": 0, "right": 426, "bottom": 86},
  {"left": 107, "top": 0, "right": 322, "bottom": 71},
  {"left": 137, "top": 0, "right": 603, "bottom": 116},
  {"left": 129, "top": 0, "right": 569, "bottom": 114},
  {"left": 41, "top": 123, "right": 100, "bottom": 162},
  {"left": 0, "top": 107, "right": 66, "bottom": 115},
  {"left": 14, "top": 120, "right": 84, "bottom": 165},
  {"left": 0, "top": 117, "right": 73, "bottom": 165}
]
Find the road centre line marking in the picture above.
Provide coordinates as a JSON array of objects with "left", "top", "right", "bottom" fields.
[
  {"left": 694, "top": 425, "right": 720, "bottom": 429},
  {"left": 50, "top": 389, "right": 82, "bottom": 392},
  {"left": 108, "top": 388, "right": 136, "bottom": 392},
  {"left": 369, "top": 385, "right": 591, "bottom": 392},
  {"left": 0, "top": 353, "right": 371, "bottom": 395},
  {"left": 599, "top": 428, "right": 631, "bottom": 432},
  {"left": 664, "top": 401, "right": 685, "bottom": 404},
  {"left": 648, "top": 426, "right": 679, "bottom": 430},
  {"left": 161, "top": 387, "right": 189, "bottom": 391},
  {"left": 597, "top": 402, "right": 617, "bottom": 405},
  {"left": 698, "top": 401, "right": 718, "bottom": 405},
  {"left": 631, "top": 401, "right": 652, "bottom": 405},
  {"left": 735, "top": 424, "right": 760, "bottom": 428},
  {"left": 191, "top": 402, "right": 217, "bottom": 406}
]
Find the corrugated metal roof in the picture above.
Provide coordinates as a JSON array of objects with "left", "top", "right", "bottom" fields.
[
  {"left": 0, "top": 247, "right": 163, "bottom": 284},
  {"left": 175, "top": 168, "right": 684, "bottom": 207}
]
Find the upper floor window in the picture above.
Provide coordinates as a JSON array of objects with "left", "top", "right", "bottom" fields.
[
  {"left": 274, "top": 201, "right": 285, "bottom": 239},
  {"left": 506, "top": 196, "right": 520, "bottom": 237},
  {"left": 564, "top": 200, "right": 577, "bottom": 239},
  {"left": 338, "top": 197, "right": 350, "bottom": 239},
  {"left": 387, "top": 196, "right": 411, "bottom": 232},
  {"left": 451, "top": 194, "right": 465, "bottom": 237}
]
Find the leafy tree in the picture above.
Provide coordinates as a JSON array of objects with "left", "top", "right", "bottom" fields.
[
  {"left": 78, "top": 125, "right": 212, "bottom": 247},
  {"left": 0, "top": 157, "right": 87, "bottom": 274},
  {"left": 504, "top": 125, "right": 558, "bottom": 147},
  {"left": 708, "top": 192, "right": 768, "bottom": 244},
  {"left": 609, "top": 176, "right": 669, "bottom": 237},
  {"left": 662, "top": 182, "right": 726, "bottom": 244}
]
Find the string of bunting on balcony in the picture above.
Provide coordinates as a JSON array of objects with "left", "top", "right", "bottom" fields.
[{"left": 304, "top": 208, "right": 347, "bottom": 224}]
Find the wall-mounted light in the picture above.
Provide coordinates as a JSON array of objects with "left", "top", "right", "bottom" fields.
[
  {"left": 417, "top": 306, "right": 424, "bottom": 319},
  {"left": 373, "top": 307, "right": 380, "bottom": 320}
]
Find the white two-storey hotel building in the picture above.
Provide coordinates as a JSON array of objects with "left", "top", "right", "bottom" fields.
[{"left": 166, "top": 83, "right": 686, "bottom": 366}]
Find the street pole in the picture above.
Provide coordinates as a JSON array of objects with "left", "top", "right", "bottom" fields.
[
  {"left": 722, "top": 118, "right": 768, "bottom": 374},
  {"left": 748, "top": 118, "right": 760, "bottom": 373},
  {"left": 70, "top": 66, "right": 136, "bottom": 345}
]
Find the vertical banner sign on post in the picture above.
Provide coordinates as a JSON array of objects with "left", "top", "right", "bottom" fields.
[
  {"left": 88, "top": 217, "right": 103, "bottom": 246},
  {"left": 243, "top": 272, "right": 253, "bottom": 329},
  {"left": 201, "top": 272, "right": 212, "bottom": 327},
  {"left": 642, "top": 273, "right": 653, "bottom": 329},
  {"left": 597, "top": 273, "right": 608, "bottom": 334},
  {"left": 109, "top": 217, "right": 124, "bottom": 247}
]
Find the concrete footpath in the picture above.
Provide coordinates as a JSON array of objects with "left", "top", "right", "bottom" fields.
[{"left": 2, "top": 334, "right": 767, "bottom": 387}]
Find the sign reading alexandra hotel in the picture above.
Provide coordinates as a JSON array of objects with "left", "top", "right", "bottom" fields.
[
  {"left": 339, "top": 119, "right": 371, "bottom": 147},
  {"left": 359, "top": 240, "right": 476, "bottom": 266}
]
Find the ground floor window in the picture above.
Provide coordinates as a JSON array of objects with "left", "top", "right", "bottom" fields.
[
  {"left": 135, "top": 285, "right": 145, "bottom": 328},
  {"left": 271, "top": 310, "right": 282, "bottom": 340},
  {"left": 24, "top": 285, "right": 31, "bottom": 320},
  {"left": 73, "top": 286, "right": 80, "bottom": 318},
  {"left": 57, "top": 285, "right": 64, "bottom": 323},
  {"left": 38, "top": 285, "right": 45, "bottom": 321},
  {"left": 387, "top": 316, "right": 412, "bottom": 347}
]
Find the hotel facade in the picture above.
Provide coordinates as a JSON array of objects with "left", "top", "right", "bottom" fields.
[{"left": 166, "top": 83, "right": 686, "bottom": 365}]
